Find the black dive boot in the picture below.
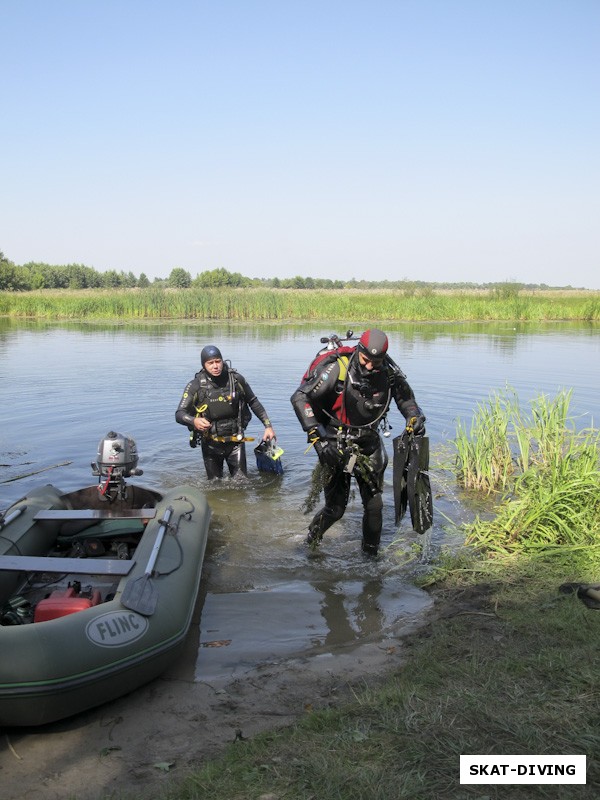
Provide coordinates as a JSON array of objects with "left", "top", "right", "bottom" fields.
[
  {"left": 306, "top": 522, "right": 324, "bottom": 548},
  {"left": 361, "top": 541, "right": 379, "bottom": 556}
]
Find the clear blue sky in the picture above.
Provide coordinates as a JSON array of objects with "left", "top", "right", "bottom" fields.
[{"left": 1, "top": 1, "right": 598, "bottom": 287}]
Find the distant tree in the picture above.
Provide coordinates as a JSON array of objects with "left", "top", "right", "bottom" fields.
[
  {"left": 489, "top": 280, "right": 523, "bottom": 300},
  {"left": 63, "top": 264, "right": 89, "bottom": 289},
  {"left": 121, "top": 271, "right": 138, "bottom": 288},
  {"left": 193, "top": 267, "right": 249, "bottom": 288},
  {"left": 229, "top": 270, "right": 250, "bottom": 287},
  {"left": 0, "top": 252, "right": 29, "bottom": 291},
  {"left": 168, "top": 267, "right": 192, "bottom": 288},
  {"left": 315, "top": 278, "right": 332, "bottom": 289},
  {"left": 102, "top": 270, "right": 123, "bottom": 288},
  {"left": 21, "top": 262, "right": 57, "bottom": 288},
  {"left": 194, "top": 268, "right": 220, "bottom": 287},
  {"left": 138, "top": 272, "right": 150, "bottom": 287},
  {"left": 30, "top": 271, "right": 46, "bottom": 289}
]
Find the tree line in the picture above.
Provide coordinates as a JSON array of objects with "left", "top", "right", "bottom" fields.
[{"left": 0, "top": 250, "right": 576, "bottom": 292}]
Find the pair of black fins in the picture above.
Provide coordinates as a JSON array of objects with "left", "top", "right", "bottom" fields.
[
  {"left": 253, "top": 431, "right": 432, "bottom": 532},
  {"left": 393, "top": 429, "right": 433, "bottom": 534}
]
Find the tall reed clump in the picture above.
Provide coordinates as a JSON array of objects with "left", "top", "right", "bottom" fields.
[
  {"left": 454, "top": 390, "right": 517, "bottom": 493},
  {"left": 454, "top": 388, "right": 600, "bottom": 555}
]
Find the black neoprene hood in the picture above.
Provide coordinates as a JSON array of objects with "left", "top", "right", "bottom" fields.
[{"left": 201, "top": 345, "right": 223, "bottom": 365}]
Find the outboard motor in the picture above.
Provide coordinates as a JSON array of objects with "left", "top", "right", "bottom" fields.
[{"left": 91, "top": 431, "right": 143, "bottom": 501}]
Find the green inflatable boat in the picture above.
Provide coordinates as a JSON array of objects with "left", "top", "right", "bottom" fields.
[{"left": 0, "top": 432, "right": 211, "bottom": 727}]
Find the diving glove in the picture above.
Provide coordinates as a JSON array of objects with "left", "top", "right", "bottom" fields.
[
  {"left": 307, "top": 425, "right": 343, "bottom": 468},
  {"left": 315, "top": 440, "right": 344, "bottom": 468},
  {"left": 406, "top": 412, "right": 427, "bottom": 436}
]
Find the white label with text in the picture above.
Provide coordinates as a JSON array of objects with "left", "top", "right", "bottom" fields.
[{"left": 460, "top": 755, "right": 586, "bottom": 784}]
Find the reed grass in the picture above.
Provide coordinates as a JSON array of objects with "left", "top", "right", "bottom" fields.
[
  {"left": 1, "top": 287, "right": 599, "bottom": 321},
  {"left": 454, "top": 391, "right": 517, "bottom": 493},
  {"left": 453, "top": 389, "right": 600, "bottom": 555}
]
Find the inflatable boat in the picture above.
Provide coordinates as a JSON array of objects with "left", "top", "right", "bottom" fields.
[{"left": 0, "top": 432, "right": 211, "bottom": 727}]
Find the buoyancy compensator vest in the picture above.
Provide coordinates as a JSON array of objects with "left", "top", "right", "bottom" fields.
[{"left": 194, "top": 366, "right": 252, "bottom": 438}]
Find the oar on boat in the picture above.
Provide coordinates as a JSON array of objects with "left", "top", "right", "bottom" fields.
[{"left": 120, "top": 506, "right": 173, "bottom": 616}]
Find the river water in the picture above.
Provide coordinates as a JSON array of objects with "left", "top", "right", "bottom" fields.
[{"left": 1, "top": 319, "right": 599, "bottom": 679}]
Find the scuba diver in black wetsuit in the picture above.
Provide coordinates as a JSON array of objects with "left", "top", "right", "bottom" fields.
[
  {"left": 176, "top": 345, "right": 276, "bottom": 480},
  {"left": 290, "top": 329, "right": 426, "bottom": 555}
]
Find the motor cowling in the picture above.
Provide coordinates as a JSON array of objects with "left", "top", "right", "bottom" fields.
[{"left": 92, "top": 431, "right": 142, "bottom": 479}]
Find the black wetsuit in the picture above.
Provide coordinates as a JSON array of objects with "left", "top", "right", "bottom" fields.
[
  {"left": 176, "top": 365, "right": 272, "bottom": 479},
  {"left": 290, "top": 348, "right": 423, "bottom": 550}
]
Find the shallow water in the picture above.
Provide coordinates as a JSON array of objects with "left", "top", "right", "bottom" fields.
[{"left": 1, "top": 319, "right": 599, "bottom": 678}]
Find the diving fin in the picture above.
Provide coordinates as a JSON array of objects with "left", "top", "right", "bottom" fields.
[
  {"left": 393, "top": 431, "right": 433, "bottom": 534},
  {"left": 393, "top": 432, "right": 410, "bottom": 525},
  {"left": 254, "top": 440, "right": 284, "bottom": 475},
  {"left": 406, "top": 436, "right": 433, "bottom": 534}
]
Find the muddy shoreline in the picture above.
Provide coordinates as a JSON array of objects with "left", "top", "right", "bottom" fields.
[{"left": 1, "top": 596, "right": 436, "bottom": 800}]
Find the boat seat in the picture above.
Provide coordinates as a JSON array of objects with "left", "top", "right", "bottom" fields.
[
  {"left": 57, "top": 517, "right": 146, "bottom": 540},
  {"left": 34, "top": 509, "right": 157, "bottom": 521},
  {"left": 0, "top": 554, "right": 136, "bottom": 575}
]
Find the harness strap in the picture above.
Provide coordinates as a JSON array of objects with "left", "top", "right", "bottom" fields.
[
  {"left": 336, "top": 352, "right": 391, "bottom": 429},
  {"left": 194, "top": 368, "right": 246, "bottom": 437}
]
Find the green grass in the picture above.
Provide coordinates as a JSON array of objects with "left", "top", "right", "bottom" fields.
[
  {"left": 144, "top": 550, "right": 600, "bottom": 800},
  {"left": 1, "top": 287, "right": 599, "bottom": 321}
]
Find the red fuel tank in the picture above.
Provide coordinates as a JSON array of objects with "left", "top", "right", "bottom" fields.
[{"left": 34, "top": 587, "right": 102, "bottom": 623}]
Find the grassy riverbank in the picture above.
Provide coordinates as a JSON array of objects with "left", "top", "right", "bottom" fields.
[
  {"left": 127, "top": 392, "right": 599, "bottom": 800},
  {"left": 161, "top": 552, "right": 600, "bottom": 800},
  {"left": 1, "top": 287, "right": 599, "bottom": 321}
]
